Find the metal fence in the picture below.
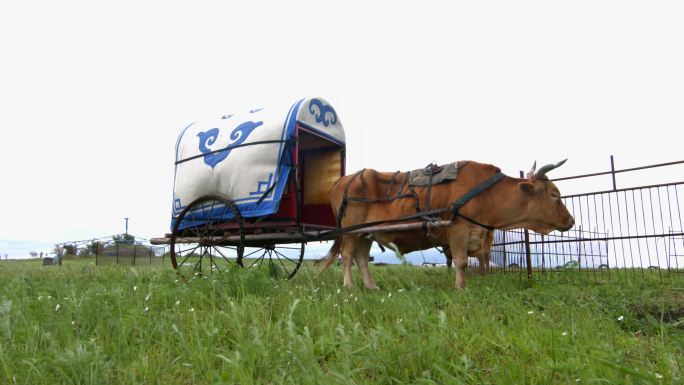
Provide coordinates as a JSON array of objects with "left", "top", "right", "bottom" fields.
[
  {"left": 488, "top": 157, "right": 684, "bottom": 282},
  {"left": 95, "top": 242, "right": 168, "bottom": 266}
]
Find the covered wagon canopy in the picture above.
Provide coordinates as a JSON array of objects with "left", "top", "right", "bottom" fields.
[{"left": 172, "top": 97, "right": 345, "bottom": 230}]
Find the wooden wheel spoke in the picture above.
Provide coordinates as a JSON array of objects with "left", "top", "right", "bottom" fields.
[
  {"left": 192, "top": 255, "right": 203, "bottom": 271},
  {"left": 249, "top": 252, "right": 266, "bottom": 269},
  {"left": 274, "top": 250, "right": 292, "bottom": 275},
  {"left": 243, "top": 248, "right": 263, "bottom": 258},
  {"left": 187, "top": 211, "right": 201, "bottom": 238},
  {"left": 177, "top": 244, "right": 201, "bottom": 256},
  {"left": 208, "top": 251, "right": 220, "bottom": 272},
  {"left": 212, "top": 246, "right": 233, "bottom": 264},
  {"left": 268, "top": 251, "right": 280, "bottom": 279},
  {"left": 202, "top": 199, "right": 216, "bottom": 237},
  {"left": 274, "top": 249, "right": 297, "bottom": 265}
]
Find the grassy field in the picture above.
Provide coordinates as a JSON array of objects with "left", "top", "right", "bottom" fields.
[{"left": 0, "top": 258, "right": 682, "bottom": 385}]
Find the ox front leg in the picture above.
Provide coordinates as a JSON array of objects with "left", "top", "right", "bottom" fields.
[
  {"left": 340, "top": 236, "right": 356, "bottom": 289},
  {"left": 448, "top": 233, "right": 469, "bottom": 289},
  {"left": 353, "top": 237, "right": 378, "bottom": 290}
]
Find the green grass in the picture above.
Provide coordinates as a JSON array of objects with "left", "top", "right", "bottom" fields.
[{"left": 1, "top": 259, "right": 682, "bottom": 385}]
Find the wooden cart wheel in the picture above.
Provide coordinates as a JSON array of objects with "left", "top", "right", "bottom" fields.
[
  {"left": 170, "top": 195, "right": 245, "bottom": 274},
  {"left": 242, "top": 242, "right": 305, "bottom": 280}
]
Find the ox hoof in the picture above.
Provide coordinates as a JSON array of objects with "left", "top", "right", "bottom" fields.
[{"left": 365, "top": 284, "right": 380, "bottom": 291}]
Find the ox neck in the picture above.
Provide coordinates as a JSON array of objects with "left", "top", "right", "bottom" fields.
[
  {"left": 450, "top": 172, "right": 506, "bottom": 230},
  {"left": 478, "top": 176, "right": 539, "bottom": 230}
]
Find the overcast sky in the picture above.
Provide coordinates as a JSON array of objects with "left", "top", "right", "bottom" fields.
[{"left": 1, "top": 1, "right": 682, "bottom": 258}]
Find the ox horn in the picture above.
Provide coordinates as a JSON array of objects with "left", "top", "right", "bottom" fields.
[
  {"left": 534, "top": 159, "right": 567, "bottom": 180},
  {"left": 525, "top": 161, "right": 537, "bottom": 179}
]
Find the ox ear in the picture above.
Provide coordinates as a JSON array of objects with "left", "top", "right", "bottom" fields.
[{"left": 518, "top": 181, "right": 536, "bottom": 195}]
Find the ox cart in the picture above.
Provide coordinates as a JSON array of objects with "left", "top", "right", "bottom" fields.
[
  {"left": 151, "top": 97, "right": 462, "bottom": 279},
  {"left": 150, "top": 97, "right": 572, "bottom": 287}
]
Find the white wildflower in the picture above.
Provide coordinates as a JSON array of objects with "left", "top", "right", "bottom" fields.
[
  {"left": 617, "top": 315, "right": 624, "bottom": 321},
  {"left": 38, "top": 296, "right": 43, "bottom": 300},
  {"left": 55, "top": 304, "right": 61, "bottom": 311},
  {"left": 398, "top": 289, "right": 405, "bottom": 292},
  {"left": 333, "top": 304, "right": 338, "bottom": 307},
  {"left": 144, "top": 307, "right": 150, "bottom": 313},
  {"left": 337, "top": 288, "right": 341, "bottom": 294},
  {"left": 655, "top": 373, "right": 663, "bottom": 379},
  {"left": 189, "top": 308, "right": 195, "bottom": 312},
  {"left": 381, "top": 298, "right": 385, "bottom": 304},
  {"left": 175, "top": 300, "right": 180, "bottom": 306},
  {"left": 181, "top": 363, "right": 192, "bottom": 367},
  {"left": 527, "top": 311, "right": 534, "bottom": 315},
  {"left": 133, "top": 286, "right": 137, "bottom": 291},
  {"left": 47, "top": 295, "right": 52, "bottom": 299},
  {"left": 355, "top": 297, "right": 358, "bottom": 302},
  {"left": 145, "top": 294, "right": 151, "bottom": 301},
  {"left": 396, "top": 318, "right": 403, "bottom": 323},
  {"left": 562, "top": 331, "right": 569, "bottom": 336},
  {"left": 387, "top": 292, "right": 392, "bottom": 298},
  {"left": 313, "top": 288, "right": 319, "bottom": 293},
  {"left": 71, "top": 321, "right": 75, "bottom": 325}
]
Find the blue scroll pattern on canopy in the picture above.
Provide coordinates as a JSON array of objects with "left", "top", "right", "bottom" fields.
[
  {"left": 308, "top": 99, "right": 338, "bottom": 127},
  {"left": 197, "top": 120, "right": 263, "bottom": 169}
]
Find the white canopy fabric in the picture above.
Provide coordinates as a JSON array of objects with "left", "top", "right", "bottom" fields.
[{"left": 171, "top": 97, "right": 344, "bottom": 230}]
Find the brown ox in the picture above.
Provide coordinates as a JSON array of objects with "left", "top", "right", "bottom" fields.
[{"left": 320, "top": 160, "right": 574, "bottom": 289}]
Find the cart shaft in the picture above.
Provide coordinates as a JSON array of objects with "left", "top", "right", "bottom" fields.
[{"left": 150, "top": 220, "right": 452, "bottom": 245}]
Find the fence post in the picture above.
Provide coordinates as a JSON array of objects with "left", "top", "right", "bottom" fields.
[
  {"left": 133, "top": 245, "right": 137, "bottom": 266},
  {"left": 502, "top": 231, "right": 507, "bottom": 273},
  {"left": 610, "top": 155, "right": 617, "bottom": 191},
  {"left": 520, "top": 170, "right": 533, "bottom": 279},
  {"left": 524, "top": 230, "right": 532, "bottom": 279},
  {"left": 116, "top": 243, "right": 119, "bottom": 264},
  {"left": 541, "top": 234, "right": 545, "bottom": 274}
]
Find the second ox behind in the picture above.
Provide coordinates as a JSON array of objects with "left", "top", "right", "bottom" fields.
[{"left": 320, "top": 160, "right": 574, "bottom": 289}]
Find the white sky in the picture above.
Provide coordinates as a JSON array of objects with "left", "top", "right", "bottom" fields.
[{"left": 1, "top": 1, "right": 683, "bottom": 257}]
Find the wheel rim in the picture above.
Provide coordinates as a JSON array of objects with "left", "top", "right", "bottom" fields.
[
  {"left": 242, "top": 243, "right": 305, "bottom": 280},
  {"left": 170, "top": 196, "right": 244, "bottom": 274}
]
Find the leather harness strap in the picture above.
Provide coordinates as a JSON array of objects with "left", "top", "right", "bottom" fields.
[
  {"left": 336, "top": 169, "right": 365, "bottom": 227},
  {"left": 425, "top": 166, "right": 435, "bottom": 211},
  {"left": 385, "top": 171, "right": 401, "bottom": 198},
  {"left": 450, "top": 172, "right": 506, "bottom": 231}
]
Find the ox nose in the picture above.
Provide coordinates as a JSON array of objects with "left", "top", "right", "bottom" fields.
[{"left": 559, "top": 217, "right": 575, "bottom": 232}]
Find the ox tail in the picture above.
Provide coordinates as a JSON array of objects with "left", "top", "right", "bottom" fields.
[{"left": 317, "top": 237, "right": 342, "bottom": 276}]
